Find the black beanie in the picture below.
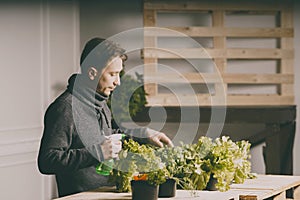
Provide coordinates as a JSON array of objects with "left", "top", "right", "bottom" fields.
[{"left": 80, "top": 37, "right": 126, "bottom": 72}]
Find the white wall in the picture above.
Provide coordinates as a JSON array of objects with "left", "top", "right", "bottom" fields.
[{"left": 0, "top": 0, "right": 79, "bottom": 199}]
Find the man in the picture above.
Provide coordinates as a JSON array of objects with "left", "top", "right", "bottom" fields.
[{"left": 38, "top": 38, "right": 173, "bottom": 197}]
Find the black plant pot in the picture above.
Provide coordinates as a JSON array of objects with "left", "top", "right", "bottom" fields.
[
  {"left": 206, "top": 175, "right": 218, "bottom": 191},
  {"left": 131, "top": 180, "right": 159, "bottom": 200},
  {"left": 158, "top": 178, "right": 176, "bottom": 198}
]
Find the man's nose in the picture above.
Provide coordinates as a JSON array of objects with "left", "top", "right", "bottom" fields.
[{"left": 114, "top": 76, "right": 121, "bottom": 86}]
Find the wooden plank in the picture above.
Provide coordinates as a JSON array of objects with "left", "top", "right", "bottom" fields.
[
  {"left": 144, "top": 1, "right": 285, "bottom": 12},
  {"left": 280, "top": 7, "right": 294, "bottom": 98},
  {"left": 143, "top": 9, "right": 156, "bottom": 26},
  {"left": 239, "top": 195, "right": 258, "bottom": 200},
  {"left": 232, "top": 175, "right": 300, "bottom": 200},
  {"left": 146, "top": 94, "right": 294, "bottom": 106},
  {"left": 171, "top": 190, "right": 237, "bottom": 200},
  {"left": 143, "top": 48, "right": 294, "bottom": 59},
  {"left": 273, "top": 190, "right": 286, "bottom": 199},
  {"left": 231, "top": 175, "right": 300, "bottom": 190},
  {"left": 144, "top": 9, "right": 158, "bottom": 96},
  {"left": 143, "top": 48, "right": 212, "bottom": 59},
  {"left": 226, "top": 49, "right": 293, "bottom": 59},
  {"left": 147, "top": 94, "right": 207, "bottom": 106},
  {"left": 223, "top": 74, "right": 293, "bottom": 84},
  {"left": 52, "top": 175, "right": 300, "bottom": 200},
  {"left": 144, "top": 27, "right": 293, "bottom": 38},
  {"left": 281, "top": 4, "right": 294, "bottom": 73},
  {"left": 294, "top": 185, "right": 300, "bottom": 199},
  {"left": 280, "top": 83, "right": 294, "bottom": 97},
  {"left": 212, "top": 10, "right": 227, "bottom": 100},
  {"left": 144, "top": 81, "right": 157, "bottom": 96},
  {"left": 236, "top": 189, "right": 286, "bottom": 200},
  {"left": 144, "top": 73, "right": 294, "bottom": 84},
  {"left": 227, "top": 95, "right": 294, "bottom": 106},
  {"left": 144, "top": 58, "right": 158, "bottom": 96},
  {"left": 225, "top": 28, "right": 293, "bottom": 38},
  {"left": 54, "top": 187, "right": 237, "bottom": 200}
]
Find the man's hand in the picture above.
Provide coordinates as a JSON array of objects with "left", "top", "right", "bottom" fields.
[
  {"left": 147, "top": 129, "right": 174, "bottom": 148},
  {"left": 100, "top": 137, "right": 122, "bottom": 160}
]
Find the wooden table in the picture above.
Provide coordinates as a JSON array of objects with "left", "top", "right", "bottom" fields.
[{"left": 54, "top": 175, "right": 300, "bottom": 200}]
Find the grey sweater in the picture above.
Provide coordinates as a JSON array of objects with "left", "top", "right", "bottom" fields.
[{"left": 38, "top": 74, "right": 118, "bottom": 197}]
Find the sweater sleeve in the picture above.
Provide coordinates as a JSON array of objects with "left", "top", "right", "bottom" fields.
[{"left": 38, "top": 100, "right": 99, "bottom": 174}]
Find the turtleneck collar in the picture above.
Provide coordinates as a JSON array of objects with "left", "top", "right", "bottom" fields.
[{"left": 67, "top": 73, "right": 108, "bottom": 109}]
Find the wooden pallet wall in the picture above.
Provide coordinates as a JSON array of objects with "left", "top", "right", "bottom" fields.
[{"left": 143, "top": 0, "right": 294, "bottom": 106}]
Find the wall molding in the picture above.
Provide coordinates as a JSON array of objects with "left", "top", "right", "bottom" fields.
[
  {"left": 0, "top": 126, "right": 42, "bottom": 144},
  {"left": 0, "top": 126, "right": 41, "bottom": 169},
  {"left": 0, "top": 158, "right": 37, "bottom": 168},
  {"left": 0, "top": 126, "right": 42, "bottom": 158}
]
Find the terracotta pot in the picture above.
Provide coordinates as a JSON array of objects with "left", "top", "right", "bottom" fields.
[
  {"left": 131, "top": 180, "right": 158, "bottom": 200},
  {"left": 158, "top": 178, "right": 176, "bottom": 198}
]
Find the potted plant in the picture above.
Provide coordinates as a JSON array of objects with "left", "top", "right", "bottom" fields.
[
  {"left": 168, "top": 137, "right": 213, "bottom": 191},
  {"left": 110, "top": 139, "right": 168, "bottom": 200},
  {"left": 201, "top": 136, "right": 254, "bottom": 192},
  {"left": 155, "top": 146, "right": 182, "bottom": 197}
]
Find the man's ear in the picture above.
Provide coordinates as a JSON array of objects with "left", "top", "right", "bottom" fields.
[{"left": 87, "top": 67, "right": 98, "bottom": 80}]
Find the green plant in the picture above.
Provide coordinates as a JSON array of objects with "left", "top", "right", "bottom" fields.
[
  {"left": 110, "top": 139, "right": 168, "bottom": 192},
  {"left": 156, "top": 137, "right": 213, "bottom": 191},
  {"left": 156, "top": 136, "right": 255, "bottom": 192},
  {"left": 108, "top": 71, "right": 147, "bottom": 123},
  {"left": 201, "top": 136, "right": 254, "bottom": 192}
]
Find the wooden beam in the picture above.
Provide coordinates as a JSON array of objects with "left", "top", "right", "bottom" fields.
[
  {"left": 146, "top": 94, "right": 294, "bottom": 106},
  {"left": 143, "top": 9, "right": 158, "bottom": 96},
  {"left": 144, "top": 27, "right": 293, "bottom": 38},
  {"left": 144, "top": 1, "right": 285, "bottom": 11},
  {"left": 280, "top": 5, "right": 294, "bottom": 98},
  {"left": 143, "top": 48, "right": 294, "bottom": 59},
  {"left": 144, "top": 73, "right": 294, "bottom": 84}
]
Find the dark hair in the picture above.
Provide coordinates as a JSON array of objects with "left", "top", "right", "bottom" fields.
[{"left": 80, "top": 37, "right": 126, "bottom": 73}]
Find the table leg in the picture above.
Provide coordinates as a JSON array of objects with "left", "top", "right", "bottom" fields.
[{"left": 263, "top": 122, "right": 295, "bottom": 175}]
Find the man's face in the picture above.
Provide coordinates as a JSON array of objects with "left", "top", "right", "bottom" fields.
[{"left": 97, "top": 56, "right": 123, "bottom": 96}]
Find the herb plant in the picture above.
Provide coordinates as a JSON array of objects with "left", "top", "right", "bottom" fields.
[
  {"left": 110, "top": 139, "right": 168, "bottom": 192},
  {"left": 201, "top": 136, "right": 254, "bottom": 191}
]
